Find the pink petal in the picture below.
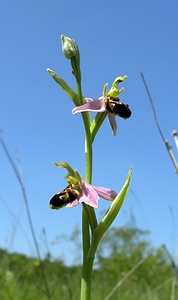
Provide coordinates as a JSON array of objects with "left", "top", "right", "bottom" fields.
[
  {"left": 108, "top": 112, "right": 117, "bottom": 135},
  {"left": 92, "top": 185, "right": 117, "bottom": 201},
  {"left": 85, "top": 98, "right": 94, "bottom": 103},
  {"left": 79, "top": 182, "right": 99, "bottom": 208},
  {"left": 66, "top": 199, "right": 79, "bottom": 208},
  {"left": 72, "top": 98, "right": 105, "bottom": 114},
  {"left": 79, "top": 195, "right": 98, "bottom": 208}
]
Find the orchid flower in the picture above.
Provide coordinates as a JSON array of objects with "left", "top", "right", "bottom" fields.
[
  {"left": 72, "top": 76, "right": 132, "bottom": 135},
  {"left": 49, "top": 162, "right": 117, "bottom": 209}
]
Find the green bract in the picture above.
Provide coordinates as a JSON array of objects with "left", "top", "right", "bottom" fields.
[
  {"left": 88, "top": 168, "right": 132, "bottom": 258},
  {"left": 47, "top": 69, "right": 79, "bottom": 105}
]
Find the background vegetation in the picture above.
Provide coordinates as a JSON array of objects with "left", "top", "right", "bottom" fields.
[{"left": 1, "top": 221, "right": 177, "bottom": 300}]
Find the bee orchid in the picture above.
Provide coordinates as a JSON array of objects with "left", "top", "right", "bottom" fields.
[
  {"left": 72, "top": 76, "right": 131, "bottom": 135},
  {"left": 49, "top": 162, "right": 117, "bottom": 209}
]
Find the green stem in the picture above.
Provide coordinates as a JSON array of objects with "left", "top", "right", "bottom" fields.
[
  {"left": 76, "top": 79, "right": 97, "bottom": 231},
  {"left": 80, "top": 206, "right": 95, "bottom": 300},
  {"left": 76, "top": 79, "right": 97, "bottom": 300},
  {"left": 80, "top": 255, "right": 95, "bottom": 300},
  {"left": 80, "top": 115, "right": 97, "bottom": 300}
]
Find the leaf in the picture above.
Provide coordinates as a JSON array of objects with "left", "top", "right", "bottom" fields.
[
  {"left": 88, "top": 168, "right": 132, "bottom": 257},
  {"left": 47, "top": 68, "right": 78, "bottom": 105}
]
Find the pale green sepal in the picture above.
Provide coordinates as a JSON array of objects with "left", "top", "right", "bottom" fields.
[
  {"left": 108, "top": 75, "right": 127, "bottom": 98},
  {"left": 103, "top": 83, "right": 108, "bottom": 98},
  {"left": 88, "top": 168, "right": 132, "bottom": 258},
  {"left": 53, "top": 161, "right": 79, "bottom": 184},
  {"left": 47, "top": 68, "right": 78, "bottom": 105}
]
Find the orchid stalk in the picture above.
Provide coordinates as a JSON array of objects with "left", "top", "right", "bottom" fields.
[{"left": 48, "top": 34, "right": 132, "bottom": 300}]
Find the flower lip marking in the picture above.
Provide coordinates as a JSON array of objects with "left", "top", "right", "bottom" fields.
[
  {"left": 49, "top": 186, "right": 80, "bottom": 209},
  {"left": 105, "top": 97, "right": 132, "bottom": 119}
]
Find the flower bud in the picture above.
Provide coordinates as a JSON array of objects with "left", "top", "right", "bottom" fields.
[
  {"left": 61, "top": 34, "right": 81, "bottom": 80},
  {"left": 61, "top": 34, "right": 78, "bottom": 59}
]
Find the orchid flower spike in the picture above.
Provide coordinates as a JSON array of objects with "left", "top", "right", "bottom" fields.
[
  {"left": 72, "top": 76, "right": 131, "bottom": 135},
  {"left": 49, "top": 162, "right": 117, "bottom": 209}
]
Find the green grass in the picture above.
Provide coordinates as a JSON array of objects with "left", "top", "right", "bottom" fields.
[{"left": 0, "top": 236, "right": 177, "bottom": 300}]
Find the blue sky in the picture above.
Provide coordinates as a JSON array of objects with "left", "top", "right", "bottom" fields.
[{"left": 0, "top": 0, "right": 178, "bottom": 265}]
